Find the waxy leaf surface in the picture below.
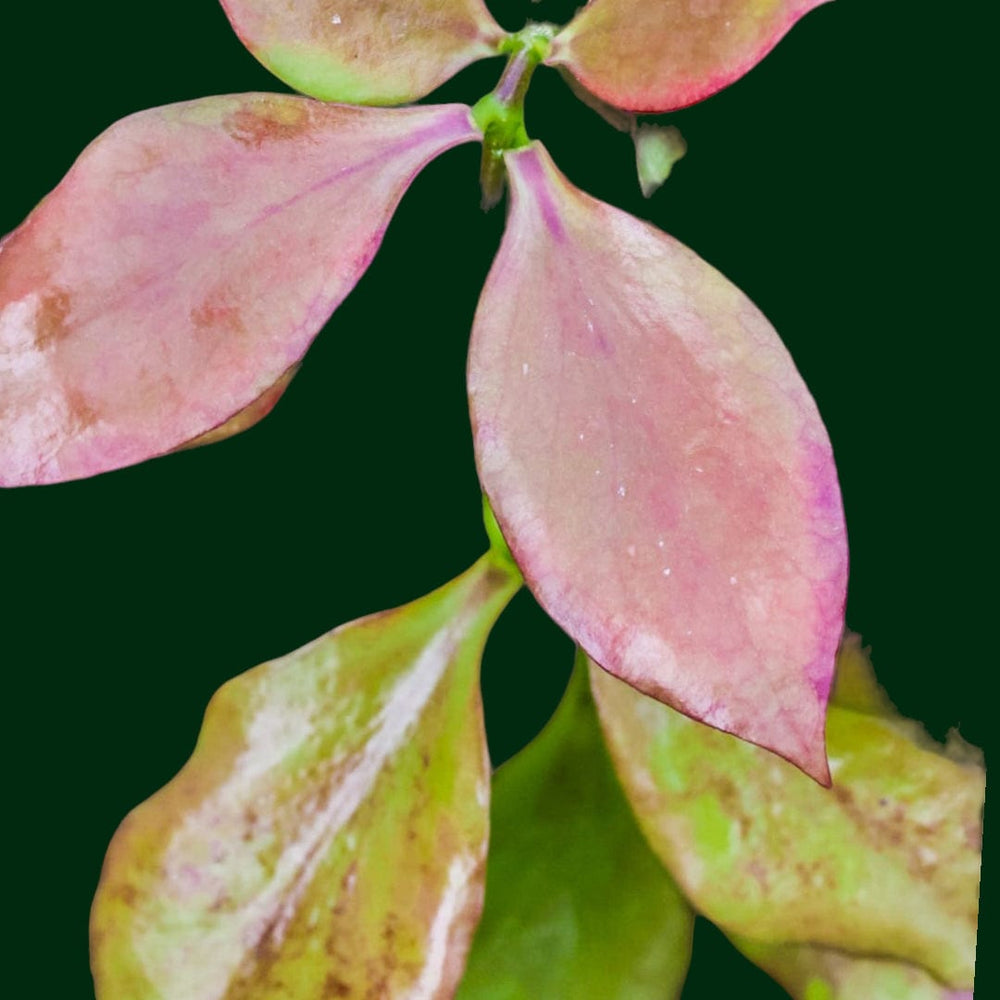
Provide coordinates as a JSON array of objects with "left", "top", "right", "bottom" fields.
[
  {"left": 221, "top": 0, "right": 505, "bottom": 103},
  {"left": 733, "top": 934, "right": 975, "bottom": 1000},
  {"left": 90, "top": 554, "right": 520, "bottom": 999},
  {"left": 547, "top": 0, "right": 829, "bottom": 112},
  {"left": 468, "top": 142, "right": 846, "bottom": 781},
  {"left": 588, "top": 640, "right": 984, "bottom": 989},
  {"left": 0, "top": 95, "right": 477, "bottom": 485},
  {"left": 456, "top": 651, "right": 693, "bottom": 999}
]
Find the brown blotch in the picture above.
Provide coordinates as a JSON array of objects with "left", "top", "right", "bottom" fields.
[
  {"left": 225, "top": 103, "right": 312, "bottom": 148},
  {"left": 33, "top": 288, "right": 73, "bottom": 349},
  {"left": 190, "top": 300, "right": 246, "bottom": 338},
  {"left": 65, "top": 388, "right": 99, "bottom": 431},
  {"left": 323, "top": 974, "right": 352, "bottom": 998},
  {"left": 113, "top": 882, "right": 138, "bottom": 907}
]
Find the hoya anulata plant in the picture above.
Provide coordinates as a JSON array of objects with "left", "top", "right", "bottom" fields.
[{"left": 0, "top": 1, "right": 984, "bottom": 998}]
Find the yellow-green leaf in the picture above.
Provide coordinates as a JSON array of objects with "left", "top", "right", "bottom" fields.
[
  {"left": 220, "top": 0, "right": 505, "bottom": 104},
  {"left": 588, "top": 639, "right": 983, "bottom": 989},
  {"left": 90, "top": 553, "right": 520, "bottom": 999},
  {"left": 732, "top": 934, "right": 975, "bottom": 1000},
  {"left": 457, "top": 650, "right": 693, "bottom": 999}
]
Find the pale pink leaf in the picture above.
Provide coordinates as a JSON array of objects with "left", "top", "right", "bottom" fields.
[
  {"left": 0, "top": 95, "right": 478, "bottom": 485},
  {"left": 467, "top": 142, "right": 847, "bottom": 781},
  {"left": 220, "top": 0, "right": 505, "bottom": 104},
  {"left": 547, "top": 0, "right": 830, "bottom": 112}
]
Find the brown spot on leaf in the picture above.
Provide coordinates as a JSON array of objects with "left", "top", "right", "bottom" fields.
[
  {"left": 65, "top": 388, "right": 99, "bottom": 431},
  {"left": 225, "top": 102, "right": 312, "bottom": 148},
  {"left": 114, "top": 882, "right": 138, "bottom": 907},
  {"left": 190, "top": 300, "right": 246, "bottom": 338},
  {"left": 323, "top": 974, "right": 352, "bottom": 997},
  {"left": 33, "top": 288, "right": 72, "bottom": 349}
]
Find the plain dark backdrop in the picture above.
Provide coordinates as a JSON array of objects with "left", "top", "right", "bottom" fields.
[{"left": 2, "top": 1, "right": 991, "bottom": 996}]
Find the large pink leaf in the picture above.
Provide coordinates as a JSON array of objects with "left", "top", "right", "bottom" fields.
[
  {"left": 0, "top": 95, "right": 477, "bottom": 485},
  {"left": 546, "top": 0, "right": 830, "bottom": 112},
  {"left": 467, "top": 142, "right": 847, "bottom": 782},
  {"left": 220, "top": 0, "right": 505, "bottom": 104}
]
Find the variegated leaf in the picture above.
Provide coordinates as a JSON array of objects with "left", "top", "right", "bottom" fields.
[
  {"left": 220, "top": 0, "right": 505, "bottom": 104},
  {"left": 468, "top": 141, "right": 846, "bottom": 781},
  {"left": 588, "top": 638, "right": 983, "bottom": 989},
  {"left": 0, "top": 95, "right": 478, "bottom": 485},
  {"left": 90, "top": 553, "right": 521, "bottom": 999}
]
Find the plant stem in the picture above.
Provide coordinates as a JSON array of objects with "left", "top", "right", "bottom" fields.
[{"left": 472, "top": 23, "right": 556, "bottom": 209}]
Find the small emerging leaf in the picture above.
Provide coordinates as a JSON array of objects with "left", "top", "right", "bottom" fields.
[
  {"left": 588, "top": 642, "right": 984, "bottom": 989},
  {"left": 90, "top": 554, "right": 521, "bottom": 999},
  {"left": 634, "top": 124, "right": 687, "bottom": 198},
  {"left": 457, "top": 650, "right": 693, "bottom": 999},
  {"left": 468, "top": 141, "right": 847, "bottom": 781},
  {"left": 547, "top": 0, "right": 830, "bottom": 112},
  {"left": 221, "top": 0, "right": 505, "bottom": 104},
  {"left": 0, "top": 95, "right": 477, "bottom": 485}
]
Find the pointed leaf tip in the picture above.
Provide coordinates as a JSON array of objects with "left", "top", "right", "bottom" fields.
[
  {"left": 90, "top": 555, "right": 520, "bottom": 1000},
  {"left": 547, "top": 0, "right": 831, "bottom": 112},
  {"left": 468, "top": 141, "right": 846, "bottom": 780},
  {"left": 0, "top": 95, "right": 477, "bottom": 485},
  {"left": 221, "top": 0, "right": 506, "bottom": 104}
]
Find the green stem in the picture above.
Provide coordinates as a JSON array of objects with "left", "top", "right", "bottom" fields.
[
  {"left": 482, "top": 495, "right": 521, "bottom": 580},
  {"left": 472, "top": 23, "right": 556, "bottom": 209}
]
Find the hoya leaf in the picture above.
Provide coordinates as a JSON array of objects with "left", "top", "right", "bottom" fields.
[
  {"left": 220, "top": 0, "right": 505, "bottom": 104},
  {"left": 456, "top": 650, "right": 693, "bottom": 999},
  {"left": 588, "top": 643, "right": 984, "bottom": 989},
  {"left": 176, "top": 363, "right": 299, "bottom": 451},
  {"left": 90, "top": 553, "right": 521, "bottom": 1000},
  {"left": 733, "top": 934, "right": 975, "bottom": 1000},
  {"left": 546, "top": 0, "right": 829, "bottom": 112},
  {"left": 0, "top": 95, "right": 477, "bottom": 485},
  {"left": 468, "top": 141, "right": 847, "bottom": 782}
]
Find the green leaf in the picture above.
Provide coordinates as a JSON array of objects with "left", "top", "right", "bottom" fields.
[
  {"left": 456, "top": 650, "right": 694, "bottom": 999},
  {"left": 588, "top": 640, "right": 983, "bottom": 989},
  {"left": 90, "top": 553, "right": 520, "bottom": 999},
  {"left": 634, "top": 124, "right": 687, "bottom": 198}
]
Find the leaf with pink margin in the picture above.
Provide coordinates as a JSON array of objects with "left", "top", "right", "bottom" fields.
[
  {"left": 220, "top": 0, "right": 505, "bottom": 104},
  {"left": 0, "top": 95, "right": 478, "bottom": 486},
  {"left": 587, "top": 638, "right": 984, "bottom": 989},
  {"left": 467, "top": 141, "right": 846, "bottom": 782},
  {"left": 546, "top": 0, "right": 830, "bottom": 112},
  {"left": 90, "top": 552, "right": 521, "bottom": 1000}
]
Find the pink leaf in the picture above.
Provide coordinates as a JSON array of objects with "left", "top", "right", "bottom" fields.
[
  {"left": 220, "top": 0, "right": 505, "bottom": 104},
  {"left": 0, "top": 95, "right": 477, "bottom": 485},
  {"left": 547, "top": 0, "right": 830, "bottom": 112},
  {"left": 467, "top": 142, "right": 847, "bottom": 781}
]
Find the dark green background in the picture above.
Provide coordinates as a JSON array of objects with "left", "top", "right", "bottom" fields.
[{"left": 2, "top": 2, "right": 990, "bottom": 996}]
